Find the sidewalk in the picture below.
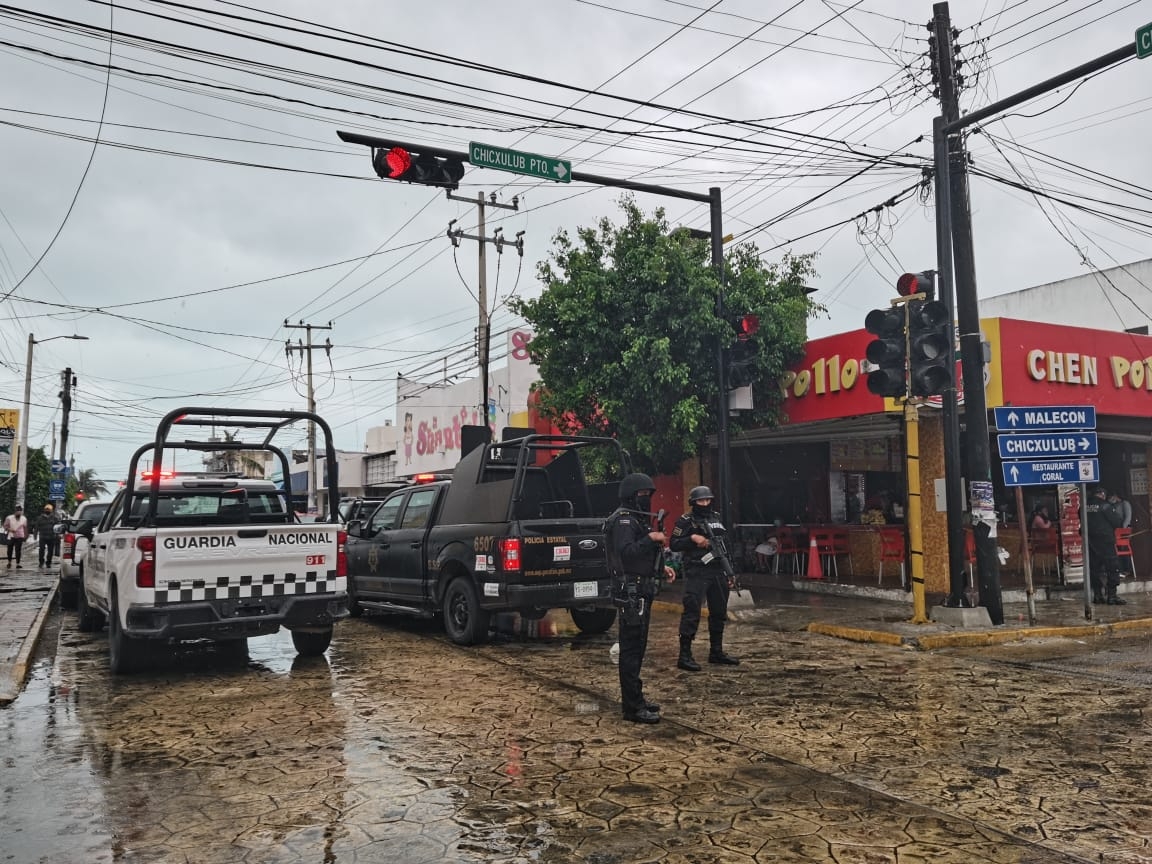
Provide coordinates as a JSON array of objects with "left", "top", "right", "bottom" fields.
[
  {"left": 0, "top": 567, "right": 57, "bottom": 706},
  {"left": 652, "top": 568, "right": 1152, "bottom": 649}
]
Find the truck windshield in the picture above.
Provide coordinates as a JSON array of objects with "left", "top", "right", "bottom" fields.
[{"left": 125, "top": 489, "right": 288, "bottom": 525}]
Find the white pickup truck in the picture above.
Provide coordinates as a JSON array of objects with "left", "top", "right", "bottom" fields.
[{"left": 73, "top": 408, "right": 349, "bottom": 674}]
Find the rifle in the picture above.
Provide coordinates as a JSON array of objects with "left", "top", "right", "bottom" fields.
[
  {"left": 651, "top": 508, "right": 667, "bottom": 592},
  {"left": 697, "top": 515, "right": 743, "bottom": 597}
]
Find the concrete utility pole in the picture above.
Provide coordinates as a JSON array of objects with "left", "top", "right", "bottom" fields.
[
  {"left": 930, "top": 2, "right": 1004, "bottom": 625},
  {"left": 59, "top": 367, "right": 75, "bottom": 468},
  {"left": 446, "top": 191, "right": 522, "bottom": 422},
  {"left": 285, "top": 321, "right": 332, "bottom": 513}
]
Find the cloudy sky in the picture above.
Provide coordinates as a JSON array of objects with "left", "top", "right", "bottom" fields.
[{"left": 0, "top": 0, "right": 1148, "bottom": 485}]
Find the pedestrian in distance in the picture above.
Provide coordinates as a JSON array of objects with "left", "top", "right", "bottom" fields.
[
  {"left": 4, "top": 505, "right": 28, "bottom": 569},
  {"left": 1086, "top": 486, "right": 1124, "bottom": 605},
  {"left": 671, "top": 486, "right": 740, "bottom": 671},
  {"left": 605, "top": 473, "right": 675, "bottom": 724},
  {"left": 35, "top": 503, "right": 59, "bottom": 569}
]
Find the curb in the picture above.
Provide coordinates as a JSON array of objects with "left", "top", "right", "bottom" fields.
[
  {"left": 807, "top": 615, "right": 1152, "bottom": 650},
  {"left": 0, "top": 584, "right": 56, "bottom": 706}
]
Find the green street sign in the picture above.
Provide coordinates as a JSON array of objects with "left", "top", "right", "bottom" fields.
[
  {"left": 469, "top": 142, "right": 571, "bottom": 183},
  {"left": 1138, "top": 22, "right": 1152, "bottom": 59}
]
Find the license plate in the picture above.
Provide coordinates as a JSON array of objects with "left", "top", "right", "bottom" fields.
[
  {"left": 306, "top": 555, "right": 326, "bottom": 566},
  {"left": 573, "top": 581, "right": 597, "bottom": 599}
]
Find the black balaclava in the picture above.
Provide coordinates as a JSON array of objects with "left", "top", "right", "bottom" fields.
[{"left": 635, "top": 492, "right": 652, "bottom": 514}]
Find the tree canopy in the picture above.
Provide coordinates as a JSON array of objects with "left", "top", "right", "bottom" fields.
[{"left": 510, "top": 198, "right": 818, "bottom": 476}]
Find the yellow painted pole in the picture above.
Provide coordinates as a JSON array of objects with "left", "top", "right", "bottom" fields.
[{"left": 904, "top": 400, "right": 929, "bottom": 623}]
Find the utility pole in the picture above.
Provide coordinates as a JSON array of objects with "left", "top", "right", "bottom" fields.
[
  {"left": 931, "top": 2, "right": 1003, "bottom": 624},
  {"left": 285, "top": 321, "right": 332, "bottom": 514},
  {"left": 59, "top": 367, "right": 75, "bottom": 468},
  {"left": 446, "top": 190, "right": 522, "bottom": 422}
]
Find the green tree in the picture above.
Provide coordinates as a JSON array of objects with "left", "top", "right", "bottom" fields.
[
  {"left": 511, "top": 198, "right": 818, "bottom": 476},
  {"left": 74, "top": 468, "right": 108, "bottom": 501}
]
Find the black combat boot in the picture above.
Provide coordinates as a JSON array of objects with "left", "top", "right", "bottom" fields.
[
  {"left": 1107, "top": 592, "right": 1127, "bottom": 605},
  {"left": 677, "top": 636, "right": 701, "bottom": 672},
  {"left": 623, "top": 707, "right": 660, "bottom": 724},
  {"left": 708, "top": 635, "right": 740, "bottom": 666},
  {"left": 1092, "top": 589, "right": 1105, "bottom": 604}
]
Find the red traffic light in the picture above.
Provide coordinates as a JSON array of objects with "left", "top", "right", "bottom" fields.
[
  {"left": 897, "top": 272, "right": 933, "bottom": 297},
  {"left": 384, "top": 147, "right": 412, "bottom": 179},
  {"left": 737, "top": 314, "right": 760, "bottom": 340},
  {"left": 74, "top": 492, "right": 85, "bottom": 501}
]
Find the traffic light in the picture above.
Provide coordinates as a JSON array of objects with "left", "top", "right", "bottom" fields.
[
  {"left": 897, "top": 271, "right": 934, "bottom": 300},
  {"left": 864, "top": 306, "right": 907, "bottom": 397},
  {"left": 372, "top": 146, "right": 466, "bottom": 189},
  {"left": 908, "top": 298, "right": 951, "bottom": 396},
  {"left": 728, "top": 314, "right": 760, "bottom": 388}
]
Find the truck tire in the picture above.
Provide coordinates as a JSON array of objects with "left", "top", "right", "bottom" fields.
[
  {"left": 291, "top": 629, "right": 333, "bottom": 656},
  {"left": 108, "top": 585, "right": 144, "bottom": 675},
  {"left": 570, "top": 607, "right": 617, "bottom": 635},
  {"left": 77, "top": 584, "right": 104, "bottom": 633},
  {"left": 346, "top": 578, "right": 364, "bottom": 618},
  {"left": 58, "top": 577, "right": 77, "bottom": 610},
  {"left": 442, "top": 576, "right": 490, "bottom": 646}
]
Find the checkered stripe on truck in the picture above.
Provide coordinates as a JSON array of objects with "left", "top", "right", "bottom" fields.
[{"left": 153, "top": 570, "right": 341, "bottom": 604}]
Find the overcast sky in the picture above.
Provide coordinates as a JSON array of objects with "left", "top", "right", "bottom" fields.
[{"left": 0, "top": 0, "right": 1148, "bottom": 486}]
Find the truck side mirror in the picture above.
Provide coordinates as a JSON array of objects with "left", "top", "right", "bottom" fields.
[
  {"left": 74, "top": 519, "right": 94, "bottom": 538},
  {"left": 346, "top": 519, "right": 362, "bottom": 537}
]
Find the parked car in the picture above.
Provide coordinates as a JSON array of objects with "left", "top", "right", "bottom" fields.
[{"left": 57, "top": 500, "right": 112, "bottom": 609}]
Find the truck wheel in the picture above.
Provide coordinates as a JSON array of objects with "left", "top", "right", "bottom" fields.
[
  {"left": 570, "top": 607, "right": 617, "bottom": 635},
  {"left": 58, "top": 578, "right": 77, "bottom": 610},
  {"left": 442, "top": 576, "right": 490, "bottom": 646},
  {"left": 291, "top": 629, "right": 333, "bottom": 656},
  {"left": 77, "top": 584, "right": 104, "bottom": 633},
  {"left": 346, "top": 578, "right": 364, "bottom": 618},
  {"left": 108, "top": 586, "right": 144, "bottom": 675}
]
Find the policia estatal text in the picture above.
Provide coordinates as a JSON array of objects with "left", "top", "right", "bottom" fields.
[
  {"left": 605, "top": 473, "right": 674, "bottom": 723},
  {"left": 671, "top": 486, "right": 739, "bottom": 671}
]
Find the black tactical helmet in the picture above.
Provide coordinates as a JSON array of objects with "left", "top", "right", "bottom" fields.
[
  {"left": 619, "top": 473, "right": 656, "bottom": 501},
  {"left": 688, "top": 485, "right": 714, "bottom": 503}
]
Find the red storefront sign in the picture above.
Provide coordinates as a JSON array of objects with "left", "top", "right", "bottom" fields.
[
  {"left": 780, "top": 330, "right": 887, "bottom": 424},
  {"left": 996, "top": 319, "right": 1152, "bottom": 417}
]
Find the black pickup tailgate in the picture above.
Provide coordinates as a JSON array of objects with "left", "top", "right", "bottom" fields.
[{"left": 513, "top": 518, "right": 609, "bottom": 599}]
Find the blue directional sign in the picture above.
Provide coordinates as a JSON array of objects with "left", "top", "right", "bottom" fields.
[
  {"left": 994, "top": 405, "right": 1095, "bottom": 432},
  {"left": 1002, "top": 458, "right": 1099, "bottom": 487},
  {"left": 997, "top": 431, "right": 1098, "bottom": 460},
  {"left": 48, "top": 478, "right": 66, "bottom": 499},
  {"left": 50, "top": 459, "right": 67, "bottom": 473}
]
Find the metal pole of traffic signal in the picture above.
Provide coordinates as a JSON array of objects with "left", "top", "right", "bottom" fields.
[
  {"left": 709, "top": 187, "right": 731, "bottom": 527},
  {"left": 904, "top": 398, "right": 930, "bottom": 623},
  {"left": 932, "top": 117, "right": 968, "bottom": 607}
]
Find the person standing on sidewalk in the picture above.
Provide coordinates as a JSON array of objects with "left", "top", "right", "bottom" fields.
[
  {"left": 34, "top": 504, "right": 59, "bottom": 569},
  {"left": 671, "top": 486, "right": 740, "bottom": 671},
  {"left": 605, "top": 473, "right": 674, "bottom": 724},
  {"left": 1087, "top": 486, "right": 1124, "bottom": 605},
  {"left": 4, "top": 505, "right": 28, "bottom": 569}
]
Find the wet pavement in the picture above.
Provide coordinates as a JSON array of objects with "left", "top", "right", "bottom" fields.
[{"left": 1, "top": 581, "right": 1151, "bottom": 863}]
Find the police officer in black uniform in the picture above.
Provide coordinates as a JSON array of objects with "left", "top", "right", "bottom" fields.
[
  {"left": 605, "top": 473, "right": 674, "bottom": 724},
  {"left": 671, "top": 486, "right": 739, "bottom": 671},
  {"left": 1086, "top": 485, "right": 1125, "bottom": 605}
]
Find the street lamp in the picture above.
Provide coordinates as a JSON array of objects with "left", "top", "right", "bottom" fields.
[{"left": 15, "top": 334, "right": 88, "bottom": 508}]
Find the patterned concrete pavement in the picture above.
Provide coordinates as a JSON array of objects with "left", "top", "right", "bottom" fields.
[{"left": 2, "top": 595, "right": 1150, "bottom": 863}]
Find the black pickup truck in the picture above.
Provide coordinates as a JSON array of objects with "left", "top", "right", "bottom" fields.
[{"left": 344, "top": 433, "right": 630, "bottom": 644}]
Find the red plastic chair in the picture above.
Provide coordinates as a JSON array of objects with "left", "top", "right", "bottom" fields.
[
  {"left": 1115, "top": 527, "right": 1135, "bottom": 576},
  {"left": 774, "top": 527, "right": 804, "bottom": 575},
  {"left": 829, "top": 527, "right": 853, "bottom": 578},
  {"left": 1029, "top": 526, "right": 1062, "bottom": 582},
  {"left": 877, "top": 527, "right": 905, "bottom": 588}
]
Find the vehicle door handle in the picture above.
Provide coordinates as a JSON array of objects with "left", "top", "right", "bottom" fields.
[
  {"left": 379, "top": 543, "right": 390, "bottom": 550},
  {"left": 237, "top": 529, "right": 267, "bottom": 539},
  {"left": 409, "top": 542, "right": 421, "bottom": 549},
  {"left": 97, "top": 545, "right": 106, "bottom": 550}
]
